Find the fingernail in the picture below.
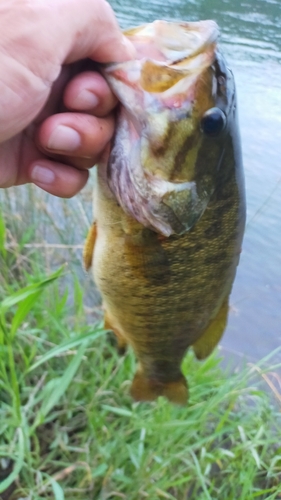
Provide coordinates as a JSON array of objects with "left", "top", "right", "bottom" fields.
[
  {"left": 47, "top": 125, "right": 81, "bottom": 152},
  {"left": 31, "top": 165, "right": 55, "bottom": 184},
  {"left": 72, "top": 90, "right": 99, "bottom": 110}
]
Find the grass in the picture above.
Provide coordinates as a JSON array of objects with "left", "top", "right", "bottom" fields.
[{"left": 0, "top": 184, "right": 281, "bottom": 500}]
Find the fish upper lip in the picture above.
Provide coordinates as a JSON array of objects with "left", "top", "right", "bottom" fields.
[{"left": 122, "top": 20, "right": 219, "bottom": 64}]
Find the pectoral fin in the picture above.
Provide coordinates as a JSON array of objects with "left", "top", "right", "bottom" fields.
[
  {"left": 192, "top": 299, "right": 229, "bottom": 360},
  {"left": 83, "top": 222, "right": 97, "bottom": 271}
]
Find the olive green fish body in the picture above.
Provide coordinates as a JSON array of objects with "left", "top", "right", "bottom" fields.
[{"left": 86, "top": 21, "right": 246, "bottom": 404}]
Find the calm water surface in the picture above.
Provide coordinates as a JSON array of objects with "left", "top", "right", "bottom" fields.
[{"left": 109, "top": 0, "right": 281, "bottom": 363}]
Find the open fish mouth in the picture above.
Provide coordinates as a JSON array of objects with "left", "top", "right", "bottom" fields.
[{"left": 101, "top": 20, "right": 233, "bottom": 236}]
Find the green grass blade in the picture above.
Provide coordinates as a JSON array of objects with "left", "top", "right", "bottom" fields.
[
  {"left": 102, "top": 405, "right": 134, "bottom": 417},
  {"left": 190, "top": 451, "right": 212, "bottom": 500},
  {"left": 0, "top": 427, "right": 24, "bottom": 493},
  {"left": 252, "top": 489, "right": 279, "bottom": 498},
  {"left": 50, "top": 478, "right": 65, "bottom": 500},
  {"left": 28, "top": 328, "right": 106, "bottom": 372},
  {"left": 0, "top": 267, "right": 64, "bottom": 313},
  {"left": 38, "top": 343, "right": 87, "bottom": 420},
  {"left": 0, "top": 211, "right": 6, "bottom": 258},
  {"left": 10, "top": 290, "right": 42, "bottom": 339}
]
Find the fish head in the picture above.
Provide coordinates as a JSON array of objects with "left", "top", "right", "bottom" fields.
[{"left": 102, "top": 21, "right": 237, "bottom": 236}]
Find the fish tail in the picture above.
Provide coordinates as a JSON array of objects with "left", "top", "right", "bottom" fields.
[{"left": 130, "top": 370, "right": 188, "bottom": 405}]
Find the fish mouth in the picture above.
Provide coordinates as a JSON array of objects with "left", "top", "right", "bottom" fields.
[
  {"left": 104, "top": 20, "right": 219, "bottom": 97},
  {"left": 128, "top": 19, "right": 218, "bottom": 60},
  {"left": 125, "top": 20, "right": 219, "bottom": 63},
  {"left": 102, "top": 21, "right": 228, "bottom": 236}
]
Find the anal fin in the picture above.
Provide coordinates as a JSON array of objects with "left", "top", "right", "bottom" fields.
[
  {"left": 192, "top": 299, "right": 229, "bottom": 360},
  {"left": 104, "top": 310, "right": 128, "bottom": 355}
]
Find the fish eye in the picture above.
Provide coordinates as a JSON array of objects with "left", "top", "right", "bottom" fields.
[{"left": 201, "top": 107, "right": 226, "bottom": 137}]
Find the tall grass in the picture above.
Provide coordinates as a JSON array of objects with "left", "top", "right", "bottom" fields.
[{"left": 0, "top": 183, "right": 280, "bottom": 500}]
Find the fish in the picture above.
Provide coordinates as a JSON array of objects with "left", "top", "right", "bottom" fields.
[{"left": 84, "top": 20, "right": 246, "bottom": 404}]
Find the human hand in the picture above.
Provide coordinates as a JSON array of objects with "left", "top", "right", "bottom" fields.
[{"left": 0, "top": 0, "right": 135, "bottom": 197}]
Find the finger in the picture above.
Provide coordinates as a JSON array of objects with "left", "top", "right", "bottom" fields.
[
  {"left": 63, "top": 71, "right": 118, "bottom": 116},
  {"left": 34, "top": 65, "right": 73, "bottom": 124},
  {"left": 28, "top": 159, "right": 89, "bottom": 198},
  {"left": 61, "top": 0, "right": 136, "bottom": 63},
  {"left": 37, "top": 112, "right": 115, "bottom": 165},
  {"left": 50, "top": 0, "right": 136, "bottom": 64},
  {"left": 3, "top": 133, "right": 89, "bottom": 196}
]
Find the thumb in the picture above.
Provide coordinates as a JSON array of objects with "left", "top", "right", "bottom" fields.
[{"left": 53, "top": 0, "right": 136, "bottom": 64}]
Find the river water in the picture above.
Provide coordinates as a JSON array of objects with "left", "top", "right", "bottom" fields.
[{"left": 108, "top": 0, "right": 281, "bottom": 364}]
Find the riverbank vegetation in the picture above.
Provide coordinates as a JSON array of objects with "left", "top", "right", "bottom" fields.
[{"left": 0, "top": 185, "right": 280, "bottom": 500}]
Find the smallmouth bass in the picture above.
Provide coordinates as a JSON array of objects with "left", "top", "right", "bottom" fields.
[{"left": 84, "top": 20, "right": 246, "bottom": 404}]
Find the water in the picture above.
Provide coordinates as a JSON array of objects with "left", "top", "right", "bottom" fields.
[{"left": 109, "top": 0, "right": 281, "bottom": 363}]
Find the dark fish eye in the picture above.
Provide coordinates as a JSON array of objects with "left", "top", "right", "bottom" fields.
[{"left": 201, "top": 107, "right": 226, "bottom": 137}]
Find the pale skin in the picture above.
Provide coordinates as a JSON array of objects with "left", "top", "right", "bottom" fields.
[{"left": 0, "top": 0, "right": 135, "bottom": 197}]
